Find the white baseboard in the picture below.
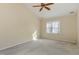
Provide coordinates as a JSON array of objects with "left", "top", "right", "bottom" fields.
[
  {"left": 0, "top": 40, "right": 32, "bottom": 51},
  {"left": 40, "top": 37, "right": 76, "bottom": 44}
]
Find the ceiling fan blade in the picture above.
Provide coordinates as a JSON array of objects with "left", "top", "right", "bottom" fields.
[
  {"left": 45, "top": 3, "right": 54, "bottom": 6},
  {"left": 45, "top": 7, "right": 50, "bottom": 10},
  {"left": 39, "top": 7, "right": 43, "bottom": 12},
  {"left": 41, "top": 3, "right": 45, "bottom": 5},
  {"left": 32, "top": 5, "right": 41, "bottom": 7}
]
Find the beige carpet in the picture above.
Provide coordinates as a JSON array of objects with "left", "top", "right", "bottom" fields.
[{"left": 0, "top": 39, "right": 79, "bottom": 55}]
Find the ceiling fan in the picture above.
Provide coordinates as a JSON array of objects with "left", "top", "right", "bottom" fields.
[{"left": 32, "top": 3, "right": 54, "bottom": 12}]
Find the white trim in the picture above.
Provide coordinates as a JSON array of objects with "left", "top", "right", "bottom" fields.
[{"left": 0, "top": 40, "right": 32, "bottom": 51}]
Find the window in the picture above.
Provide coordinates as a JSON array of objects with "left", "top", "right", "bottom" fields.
[{"left": 46, "top": 21, "right": 60, "bottom": 34}]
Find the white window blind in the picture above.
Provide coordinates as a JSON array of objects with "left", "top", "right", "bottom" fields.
[{"left": 46, "top": 21, "right": 60, "bottom": 34}]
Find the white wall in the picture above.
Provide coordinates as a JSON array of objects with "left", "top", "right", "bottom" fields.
[
  {"left": 0, "top": 4, "right": 38, "bottom": 50},
  {"left": 40, "top": 15, "right": 77, "bottom": 43},
  {"left": 77, "top": 8, "right": 79, "bottom": 45}
]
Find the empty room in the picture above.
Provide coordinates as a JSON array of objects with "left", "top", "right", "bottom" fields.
[{"left": 0, "top": 3, "right": 79, "bottom": 55}]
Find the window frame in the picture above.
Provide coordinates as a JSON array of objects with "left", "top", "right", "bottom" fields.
[{"left": 46, "top": 21, "right": 60, "bottom": 34}]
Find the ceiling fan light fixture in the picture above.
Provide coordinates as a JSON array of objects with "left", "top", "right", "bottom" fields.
[{"left": 33, "top": 3, "right": 54, "bottom": 12}]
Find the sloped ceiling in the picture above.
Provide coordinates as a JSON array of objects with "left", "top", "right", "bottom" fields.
[{"left": 25, "top": 3, "right": 79, "bottom": 18}]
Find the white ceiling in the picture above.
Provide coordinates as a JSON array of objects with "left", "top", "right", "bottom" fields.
[{"left": 25, "top": 3, "right": 79, "bottom": 18}]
